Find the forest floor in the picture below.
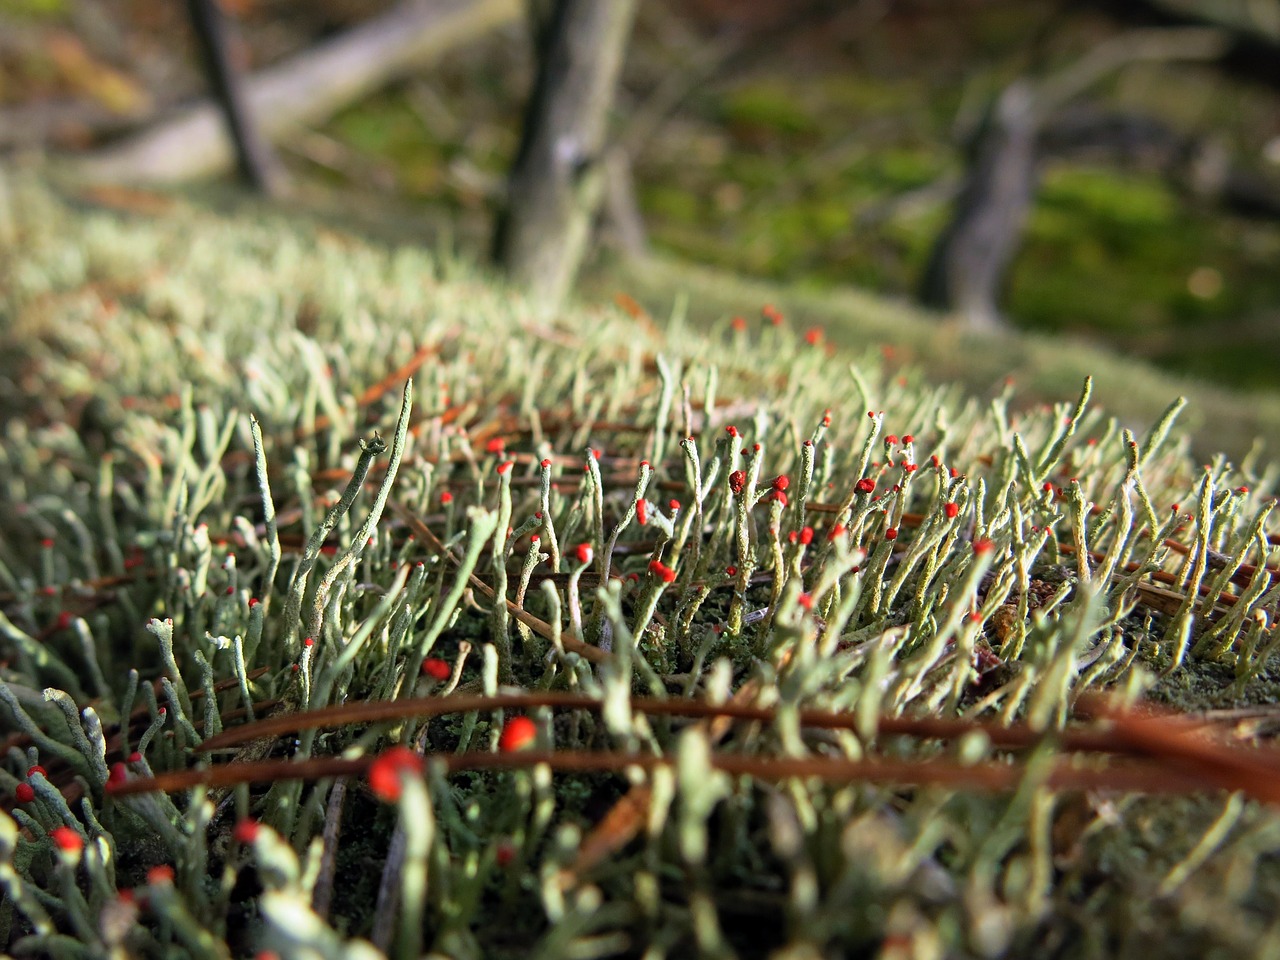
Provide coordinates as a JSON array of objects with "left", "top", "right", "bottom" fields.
[
  {"left": 6, "top": 174, "right": 1280, "bottom": 959},
  {"left": 3, "top": 0, "right": 1280, "bottom": 390}
]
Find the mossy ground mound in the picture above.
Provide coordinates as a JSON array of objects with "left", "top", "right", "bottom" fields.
[{"left": 3, "top": 176, "right": 1280, "bottom": 959}]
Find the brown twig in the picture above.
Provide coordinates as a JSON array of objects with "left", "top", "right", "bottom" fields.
[
  {"left": 108, "top": 689, "right": 1280, "bottom": 805},
  {"left": 106, "top": 747, "right": 1218, "bottom": 801},
  {"left": 387, "top": 498, "right": 609, "bottom": 664}
]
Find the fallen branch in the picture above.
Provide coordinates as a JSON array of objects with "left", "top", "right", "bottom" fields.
[{"left": 73, "top": 0, "right": 520, "bottom": 183}]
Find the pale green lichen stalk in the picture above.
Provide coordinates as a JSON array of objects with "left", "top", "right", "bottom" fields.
[{"left": 2, "top": 175, "right": 1280, "bottom": 959}]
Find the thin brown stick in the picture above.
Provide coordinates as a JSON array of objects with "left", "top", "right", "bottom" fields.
[
  {"left": 1084, "top": 697, "right": 1280, "bottom": 804},
  {"left": 194, "top": 689, "right": 1161, "bottom": 760},
  {"left": 298, "top": 343, "right": 438, "bottom": 443},
  {"left": 388, "top": 498, "right": 609, "bottom": 663},
  {"left": 106, "top": 747, "right": 1217, "bottom": 800}
]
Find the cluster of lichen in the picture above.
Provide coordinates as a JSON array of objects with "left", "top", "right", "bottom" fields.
[{"left": 3, "top": 173, "right": 1280, "bottom": 960}]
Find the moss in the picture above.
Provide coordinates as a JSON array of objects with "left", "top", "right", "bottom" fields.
[{"left": 719, "top": 81, "right": 823, "bottom": 142}]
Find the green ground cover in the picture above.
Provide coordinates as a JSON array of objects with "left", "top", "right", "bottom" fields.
[{"left": 4, "top": 175, "right": 1280, "bottom": 959}]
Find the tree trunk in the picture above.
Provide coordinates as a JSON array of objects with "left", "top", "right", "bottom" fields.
[
  {"left": 493, "top": 0, "right": 638, "bottom": 308},
  {"left": 920, "top": 82, "right": 1039, "bottom": 332},
  {"left": 184, "top": 0, "right": 285, "bottom": 195},
  {"left": 919, "top": 28, "right": 1228, "bottom": 331}
]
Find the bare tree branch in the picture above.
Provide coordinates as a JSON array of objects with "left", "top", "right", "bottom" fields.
[{"left": 72, "top": 0, "right": 520, "bottom": 184}]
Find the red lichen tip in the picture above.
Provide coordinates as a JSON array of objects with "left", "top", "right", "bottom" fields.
[
  {"left": 485, "top": 438, "right": 505, "bottom": 454},
  {"left": 368, "top": 746, "right": 425, "bottom": 803},
  {"left": 233, "top": 818, "right": 260, "bottom": 845},
  {"left": 540, "top": 458, "right": 552, "bottom": 469},
  {"left": 495, "top": 838, "right": 517, "bottom": 867},
  {"left": 729, "top": 470, "right": 747, "bottom": 495},
  {"left": 421, "top": 658, "right": 451, "bottom": 681},
  {"left": 804, "top": 328, "right": 823, "bottom": 346},
  {"left": 50, "top": 826, "right": 84, "bottom": 854},
  {"left": 799, "top": 527, "right": 814, "bottom": 545},
  {"left": 15, "top": 782, "right": 35, "bottom": 804},
  {"left": 147, "top": 865, "right": 175, "bottom": 886},
  {"left": 129, "top": 751, "right": 142, "bottom": 764},
  {"left": 902, "top": 434, "right": 914, "bottom": 444},
  {"left": 669, "top": 499, "right": 680, "bottom": 512},
  {"left": 496, "top": 460, "right": 513, "bottom": 475},
  {"left": 726, "top": 425, "right": 739, "bottom": 437},
  {"left": 27, "top": 764, "right": 46, "bottom": 779},
  {"left": 440, "top": 491, "right": 453, "bottom": 505},
  {"left": 649, "top": 560, "right": 677, "bottom": 583},
  {"left": 575, "top": 543, "right": 593, "bottom": 565},
  {"left": 499, "top": 716, "right": 538, "bottom": 753},
  {"left": 885, "top": 435, "right": 898, "bottom": 445},
  {"left": 944, "top": 502, "right": 959, "bottom": 519},
  {"left": 827, "top": 524, "right": 846, "bottom": 542},
  {"left": 772, "top": 490, "right": 788, "bottom": 507},
  {"left": 856, "top": 478, "right": 875, "bottom": 495},
  {"left": 108, "top": 762, "right": 128, "bottom": 787},
  {"left": 772, "top": 475, "right": 790, "bottom": 491},
  {"left": 725, "top": 565, "right": 738, "bottom": 577},
  {"left": 973, "top": 539, "right": 995, "bottom": 555},
  {"left": 884, "top": 527, "right": 898, "bottom": 541}
]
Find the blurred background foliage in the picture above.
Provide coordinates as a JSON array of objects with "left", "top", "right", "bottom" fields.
[{"left": 2, "top": 0, "right": 1278, "bottom": 388}]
